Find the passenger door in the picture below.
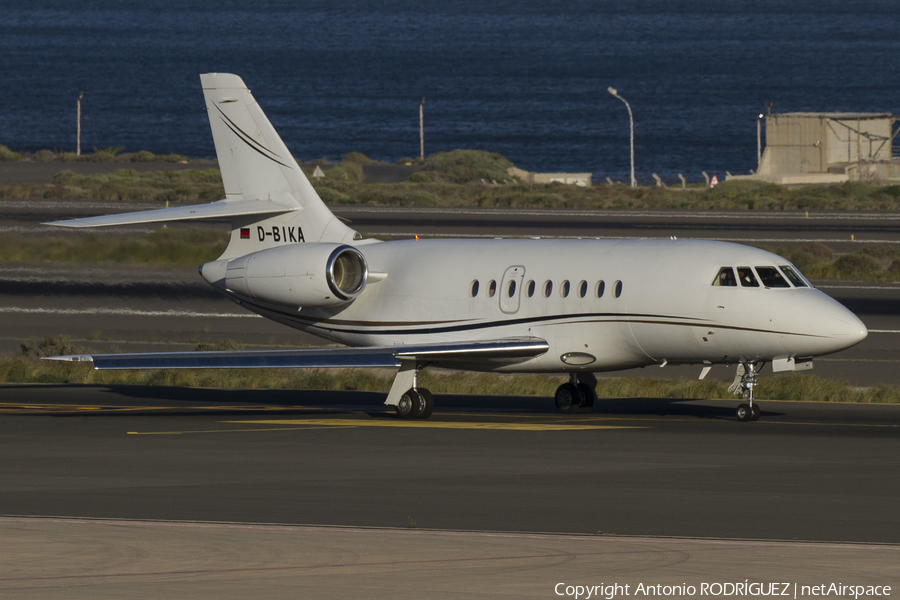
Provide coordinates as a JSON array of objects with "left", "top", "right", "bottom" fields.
[{"left": 499, "top": 265, "right": 525, "bottom": 314}]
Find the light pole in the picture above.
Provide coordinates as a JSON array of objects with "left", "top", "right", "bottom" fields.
[
  {"left": 757, "top": 113, "right": 764, "bottom": 172},
  {"left": 608, "top": 87, "right": 635, "bottom": 187},
  {"left": 77, "top": 92, "right": 84, "bottom": 156},
  {"left": 419, "top": 97, "right": 425, "bottom": 161}
]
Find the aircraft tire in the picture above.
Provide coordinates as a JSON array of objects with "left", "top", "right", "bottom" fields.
[
  {"left": 750, "top": 403, "right": 761, "bottom": 421},
  {"left": 396, "top": 389, "right": 422, "bottom": 419},
  {"left": 554, "top": 383, "right": 582, "bottom": 413},
  {"left": 416, "top": 388, "right": 435, "bottom": 419},
  {"left": 576, "top": 383, "right": 596, "bottom": 409},
  {"left": 736, "top": 403, "right": 752, "bottom": 422}
]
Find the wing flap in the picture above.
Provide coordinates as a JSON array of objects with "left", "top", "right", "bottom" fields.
[
  {"left": 43, "top": 199, "right": 298, "bottom": 228},
  {"left": 46, "top": 337, "right": 548, "bottom": 370}
]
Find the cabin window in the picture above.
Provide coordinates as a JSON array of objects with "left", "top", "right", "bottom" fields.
[
  {"left": 507, "top": 280, "right": 517, "bottom": 297},
  {"left": 487, "top": 279, "right": 497, "bottom": 297},
  {"left": 614, "top": 280, "right": 623, "bottom": 298},
  {"left": 756, "top": 266, "right": 790, "bottom": 288},
  {"left": 543, "top": 280, "right": 553, "bottom": 297},
  {"left": 560, "top": 280, "right": 570, "bottom": 298},
  {"left": 737, "top": 267, "right": 759, "bottom": 287},
  {"left": 578, "top": 280, "right": 588, "bottom": 298},
  {"left": 779, "top": 266, "right": 808, "bottom": 287},
  {"left": 470, "top": 280, "right": 479, "bottom": 297},
  {"left": 712, "top": 267, "right": 737, "bottom": 287},
  {"left": 595, "top": 280, "right": 605, "bottom": 298},
  {"left": 526, "top": 279, "right": 536, "bottom": 297}
]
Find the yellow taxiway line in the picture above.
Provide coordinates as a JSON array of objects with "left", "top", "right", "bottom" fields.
[{"left": 223, "top": 418, "right": 644, "bottom": 431}]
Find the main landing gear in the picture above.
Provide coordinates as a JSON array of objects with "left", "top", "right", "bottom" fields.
[
  {"left": 729, "top": 362, "right": 762, "bottom": 422},
  {"left": 554, "top": 373, "right": 597, "bottom": 413},
  {"left": 395, "top": 387, "right": 435, "bottom": 419}
]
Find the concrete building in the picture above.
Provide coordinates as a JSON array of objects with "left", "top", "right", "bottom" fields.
[
  {"left": 507, "top": 167, "right": 592, "bottom": 187},
  {"left": 732, "top": 113, "right": 900, "bottom": 185}
]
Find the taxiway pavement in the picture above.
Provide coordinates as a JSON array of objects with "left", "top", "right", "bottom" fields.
[{"left": 1, "top": 385, "right": 897, "bottom": 543}]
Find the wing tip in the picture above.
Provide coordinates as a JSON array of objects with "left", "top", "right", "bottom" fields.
[{"left": 43, "top": 354, "right": 95, "bottom": 362}]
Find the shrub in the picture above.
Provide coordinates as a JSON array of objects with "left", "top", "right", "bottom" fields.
[
  {"left": 325, "top": 161, "right": 364, "bottom": 183},
  {"left": 130, "top": 150, "right": 157, "bottom": 162},
  {"left": 195, "top": 339, "right": 245, "bottom": 351},
  {"left": 33, "top": 149, "right": 57, "bottom": 162},
  {"left": 0, "top": 145, "right": 23, "bottom": 161},
  {"left": 408, "top": 171, "right": 434, "bottom": 183},
  {"left": 799, "top": 243, "right": 834, "bottom": 260},
  {"left": 342, "top": 152, "right": 377, "bottom": 165},
  {"left": 883, "top": 185, "right": 900, "bottom": 199},
  {"left": 85, "top": 147, "right": 125, "bottom": 162},
  {"left": 888, "top": 260, "right": 900, "bottom": 279},
  {"left": 832, "top": 253, "right": 882, "bottom": 279},
  {"left": 20, "top": 336, "right": 88, "bottom": 358},
  {"left": 422, "top": 149, "right": 513, "bottom": 184}
]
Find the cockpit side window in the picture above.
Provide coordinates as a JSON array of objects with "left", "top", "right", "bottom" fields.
[
  {"left": 737, "top": 267, "right": 759, "bottom": 287},
  {"left": 712, "top": 267, "right": 737, "bottom": 287},
  {"left": 756, "top": 266, "right": 790, "bottom": 288},
  {"left": 779, "top": 265, "right": 808, "bottom": 287}
]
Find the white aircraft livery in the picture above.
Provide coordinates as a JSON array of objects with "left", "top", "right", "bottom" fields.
[{"left": 46, "top": 73, "right": 868, "bottom": 421}]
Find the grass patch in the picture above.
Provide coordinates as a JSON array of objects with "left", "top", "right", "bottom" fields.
[
  {"left": 1, "top": 352, "right": 898, "bottom": 404},
  {"left": 0, "top": 228, "right": 227, "bottom": 265},
  {"left": 5, "top": 151, "right": 900, "bottom": 211},
  {"left": 1, "top": 147, "right": 196, "bottom": 163},
  {"left": 2, "top": 168, "right": 224, "bottom": 202}
]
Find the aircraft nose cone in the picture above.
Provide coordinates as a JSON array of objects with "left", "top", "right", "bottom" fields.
[
  {"left": 776, "top": 290, "right": 867, "bottom": 356},
  {"left": 808, "top": 293, "right": 867, "bottom": 354},
  {"left": 832, "top": 310, "right": 868, "bottom": 348}
]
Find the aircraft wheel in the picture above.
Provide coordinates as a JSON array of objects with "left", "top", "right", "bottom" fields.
[
  {"left": 554, "top": 383, "right": 582, "bottom": 413},
  {"left": 736, "top": 403, "right": 752, "bottom": 422},
  {"left": 750, "top": 403, "right": 761, "bottom": 421},
  {"left": 416, "top": 388, "right": 435, "bottom": 419},
  {"left": 396, "top": 389, "right": 423, "bottom": 419},
  {"left": 576, "top": 383, "right": 596, "bottom": 409}
]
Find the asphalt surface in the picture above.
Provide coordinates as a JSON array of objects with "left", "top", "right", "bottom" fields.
[{"left": 1, "top": 385, "right": 898, "bottom": 544}]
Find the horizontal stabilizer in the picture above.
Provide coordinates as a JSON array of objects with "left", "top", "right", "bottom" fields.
[
  {"left": 45, "top": 337, "right": 549, "bottom": 370},
  {"left": 43, "top": 199, "right": 298, "bottom": 228}
]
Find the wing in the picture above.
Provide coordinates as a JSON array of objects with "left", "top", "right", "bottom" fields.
[
  {"left": 45, "top": 337, "right": 549, "bottom": 370},
  {"left": 42, "top": 198, "right": 297, "bottom": 228}
]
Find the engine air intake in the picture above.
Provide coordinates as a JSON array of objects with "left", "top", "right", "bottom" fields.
[{"left": 329, "top": 246, "right": 367, "bottom": 300}]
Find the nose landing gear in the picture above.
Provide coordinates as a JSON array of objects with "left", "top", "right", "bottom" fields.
[{"left": 729, "top": 362, "right": 762, "bottom": 422}]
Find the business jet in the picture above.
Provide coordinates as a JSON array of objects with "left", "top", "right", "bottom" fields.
[{"left": 46, "top": 73, "right": 868, "bottom": 422}]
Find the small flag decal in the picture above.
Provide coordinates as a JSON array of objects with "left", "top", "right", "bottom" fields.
[{"left": 240, "top": 228, "right": 250, "bottom": 239}]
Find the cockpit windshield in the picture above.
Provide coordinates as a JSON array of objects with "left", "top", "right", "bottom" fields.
[
  {"left": 712, "top": 267, "right": 737, "bottom": 287},
  {"left": 712, "top": 264, "right": 812, "bottom": 289},
  {"left": 737, "top": 267, "right": 759, "bottom": 287},
  {"left": 779, "top": 265, "right": 808, "bottom": 287},
  {"left": 755, "top": 266, "right": 791, "bottom": 288}
]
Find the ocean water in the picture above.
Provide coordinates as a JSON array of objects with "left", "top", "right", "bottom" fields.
[{"left": 1, "top": 0, "right": 898, "bottom": 182}]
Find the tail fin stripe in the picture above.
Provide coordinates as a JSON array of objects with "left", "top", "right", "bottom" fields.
[
  {"left": 220, "top": 117, "right": 293, "bottom": 169},
  {"left": 212, "top": 103, "right": 284, "bottom": 161}
]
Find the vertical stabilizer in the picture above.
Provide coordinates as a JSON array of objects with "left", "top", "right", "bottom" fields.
[{"left": 200, "top": 73, "right": 357, "bottom": 256}]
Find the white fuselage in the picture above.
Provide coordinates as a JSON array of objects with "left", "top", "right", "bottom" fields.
[{"left": 207, "top": 237, "right": 867, "bottom": 374}]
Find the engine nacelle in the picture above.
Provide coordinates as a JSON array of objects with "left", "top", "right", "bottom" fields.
[{"left": 225, "top": 243, "right": 368, "bottom": 308}]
